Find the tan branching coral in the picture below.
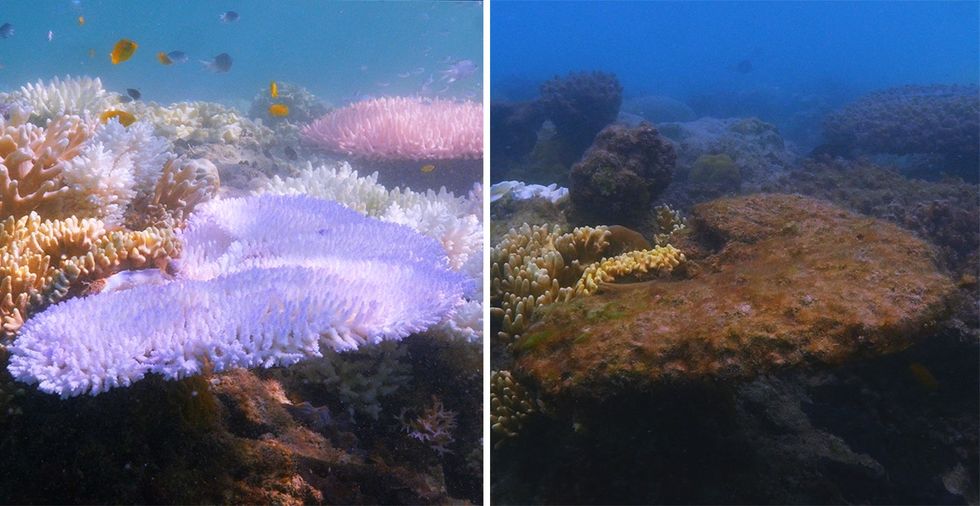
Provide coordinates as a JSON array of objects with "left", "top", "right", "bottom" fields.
[
  {"left": 0, "top": 116, "right": 94, "bottom": 219},
  {"left": 491, "top": 223, "right": 683, "bottom": 345},
  {"left": 1, "top": 213, "right": 180, "bottom": 336},
  {"left": 490, "top": 370, "right": 536, "bottom": 449},
  {"left": 572, "top": 246, "right": 685, "bottom": 296},
  {"left": 127, "top": 157, "right": 220, "bottom": 228}
]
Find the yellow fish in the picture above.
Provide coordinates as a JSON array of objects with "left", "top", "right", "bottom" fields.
[
  {"left": 268, "top": 103, "right": 289, "bottom": 117},
  {"left": 908, "top": 362, "right": 939, "bottom": 390},
  {"left": 99, "top": 109, "right": 136, "bottom": 127},
  {"left": 157, "top": 51, "right": 172, "bottom": 65},
  {"left": 110, "top": 38, "right": 137, "bottom": 64},
  {"left": 270, "top": 81, "right": 278, "bottom": 98},
  {"left": 77, "top": 16, "right": 85, "bottom": 26},
  {"left": 421, "top": 164, "right": 436, "bottom": 173}
]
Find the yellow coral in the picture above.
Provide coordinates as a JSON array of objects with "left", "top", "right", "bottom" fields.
[
  {"left": 490, "top": 370, "right": 536, "bottom": 449},
  {"left": 491, "top": 223, "right": 685, "bottom": 345},
  {"left": 1, "top": 213, "right": 180, "bottom": 336},
  {"left": 572, "top": 245, "right": 685, "bottom": 297}
]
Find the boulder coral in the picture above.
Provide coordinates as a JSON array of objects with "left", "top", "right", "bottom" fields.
[
  {"left": 537, "top": 71, "right": 623, "bottom": 161},
  {"left": 569, "top": 122, "right": 676, "bottom": 225},
  {"left": 516, "top": 194, "right": 955, "bottom": 401}
]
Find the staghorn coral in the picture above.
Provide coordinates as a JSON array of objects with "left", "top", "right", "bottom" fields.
[
  {"left": 302, "top": 96, "right": 482, "bottom": 161},
  {"left": 8, "top": 195, "right": 468, "bottom": 397},
  {"left": 1, "top": 212, "right": 179, "bottom": 336},
  {"left": 490, "top": 369, "right": 536, "bottom": 449},
  {"left": 120, "top": 100, "right": 274, "bottom": 146},
  {"left": 0, "top": 76, "right": 118, "bottom": 124},
  {"left": 572, "top": 245, "right": 685, "bottom": 297}
]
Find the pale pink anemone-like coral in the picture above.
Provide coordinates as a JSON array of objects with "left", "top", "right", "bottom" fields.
[{"left": 301, "top": 96, "right": 483, "bottom": 161}]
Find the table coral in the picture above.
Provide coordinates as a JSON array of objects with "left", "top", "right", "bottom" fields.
[
  {"left": 1, "top": 212, "right": 179, "bottom": 336},
  {"left": 8, "top": 195, "right": 469, "bottom": 397}
]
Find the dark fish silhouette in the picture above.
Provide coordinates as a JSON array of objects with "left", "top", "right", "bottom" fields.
[
  {"left": 126, "top": 88, "right": 141, "bottom": 100},
  {"left": 219, "top": 11, "right": 239, "bottom": 23},
  {"left": 0, "top": 23, "right": 13, "bottom": 39},
  {"left": 167, "top": 50, "right": 188, "bottom": 63},
  {"left": 733, "top": 59, "right": 753, "bottom": 73},
  {"left": 202, "top": 53, "right": 232, "bottom": 73}
]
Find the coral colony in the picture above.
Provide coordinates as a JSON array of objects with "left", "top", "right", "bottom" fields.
[{"left": 0, "top": 75, "right": 484, "bottom": 398}]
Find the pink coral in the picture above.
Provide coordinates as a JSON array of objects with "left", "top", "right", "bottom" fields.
[{"left": 301, "top": 96, "right": 482, "bottom": 161}]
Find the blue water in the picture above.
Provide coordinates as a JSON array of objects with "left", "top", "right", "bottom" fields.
[
  {"left": 491, "top": 1, "right": 978, "bottom": 143},
  {"left": 0, "top": 0, "right": 482, "bottom": 107}
]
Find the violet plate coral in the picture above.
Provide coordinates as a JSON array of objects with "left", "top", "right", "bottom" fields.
[{"left": 8, "top": 194, "right": 469, "bottom": 397}]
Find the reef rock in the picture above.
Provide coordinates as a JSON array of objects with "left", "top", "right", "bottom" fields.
[
  {"left": 569, "top": 122, "right": 675, "bottom": 225},
  {"left": 516, "top": 194, "right": 954, "bottom": 401}
]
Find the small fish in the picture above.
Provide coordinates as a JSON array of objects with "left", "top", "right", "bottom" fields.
[
  {"left": 268, "top": 103, "right": 289, "bottom": 117},
  {"left": 376, "top": 81, "right": 390, "bottom": 87},
  {"left": 421, "top": 164, "right": 435, "bottom": 173},
  {"left": 412, "top": 66, "right": 425, "bottom": 75},
  {"left": 397, "top": 72, "right": 412, "bottom": 78},
  {"left": 166, "top": 50, "right": 188, "bottom": 64},
  {"left": 0, "top": 23, "right": 13, "bottom": 39},
  {"left": 110, "top": 38, "right": 137, "bottom": 64},
  {"left": 283, "top": 145, "right": 297, "bottom": 160},
  {"left": 46, "top": 30, "right": 53, "bottom": 42},
  {"left": 88, "top": 48, "right": 96, "bottom": 58},
  {"left": 77, "top": 16, "right": 85, "bottom": 26},
  {"left": 440, "top": 59, "right": 477, "bottom": 84},
  {"left": 732, "top": 59, "right": 753, "bottom": 74},
  {"left": 201, "top": 52, "right": 232, "bottom": 72},
  {"left": 126, "top": 88, "right": 141, "bottom": 100},
  {"left": 219, "top": 11, "right": 239, "bottom": 23},
  {"left": 909, "top": 362, "right": 939, "bottom": 390},
  {"left": 157, "top": 51, "right": 172, "bottom": 65},
  {"left": 99, "top": 109, "right": 136, "bottom": 127},
  {"left": 270, "top": 81, "right": 278, "bottom": 98}
]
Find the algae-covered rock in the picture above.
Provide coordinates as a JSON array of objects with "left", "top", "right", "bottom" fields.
[{"left": 516, "top": 194, "right": 955, "bottom": 401}]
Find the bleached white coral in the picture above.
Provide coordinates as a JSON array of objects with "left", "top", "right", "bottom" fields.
[
  {"left": 8, "top": 195, "right": 469, "bottom": 397},
  {"left": 255, "top": 163, "right": 485, "bottom": 342},
  {"left": 120, "top": 100, "right": 273, "bottom": 145},
  {"left": 5, "top": 76, "right": 117, "bottom": 123},
  {"left": 57, "top": 119, "right": 171, "bottom": 226},
  {"left": 490, "top": 180, "right": 569, "bottom": 203},
  {"left": 256, "top": 162, "right": 482, "bottom": 271}
]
